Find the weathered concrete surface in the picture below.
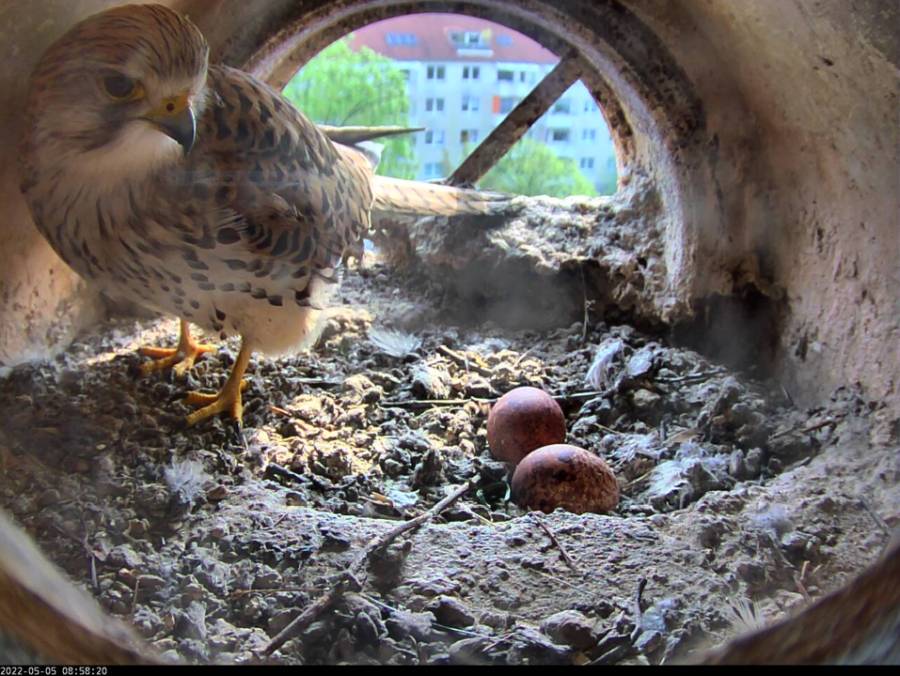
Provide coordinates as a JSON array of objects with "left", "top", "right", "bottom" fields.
[
  {"left": 621, "top": 0, "right": 899, "bottom": 408},
  {"left": 0, "top": 1, "right": 121, "bottom": 371},
  {"left": 374, "top": 176, "right": 670, "bottom": 331}
]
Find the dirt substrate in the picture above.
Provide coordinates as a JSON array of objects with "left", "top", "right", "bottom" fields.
[{"left": 0, "top": 259, "right": 897, "bottom": 665}]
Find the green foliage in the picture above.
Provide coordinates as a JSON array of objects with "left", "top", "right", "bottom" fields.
[
  {"left": 478, "top": 138, "right": 598, "bottom": 197},
  {"left": 283, "top": 37, "right": 417, "bottom": 179}
]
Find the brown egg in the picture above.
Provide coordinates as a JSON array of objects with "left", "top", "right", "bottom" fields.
[
  {"left": 511, "top": 444, "right": 619, "bottom": 514},
  {"left": 487, "top": 387, "right": 566, "bottom": 465}
]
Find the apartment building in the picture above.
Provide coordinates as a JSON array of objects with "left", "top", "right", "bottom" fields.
[{"left": 350, "top": 14, "right": 616, "bottom": 192}]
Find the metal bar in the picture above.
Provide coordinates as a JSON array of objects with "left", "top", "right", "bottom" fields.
[{"left": 447, "top": 52, "right": 586, "bottom": 187}]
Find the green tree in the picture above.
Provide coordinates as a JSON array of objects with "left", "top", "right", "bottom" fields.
[
  {"left": 283, "top": 37, "right": 417, "bottom": 179},
  {"left": 478, "top": 138, "right": 598, "bottom": 197}
]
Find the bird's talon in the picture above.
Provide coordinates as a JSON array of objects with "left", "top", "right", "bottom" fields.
[
  {"left": 184, "top": 377, "right": 249, "bottom": 427},
  {"left": 139, "top": 319, "right": 216, "bottom": 379},
  {"left": 227, "top": 420, "right": 246, "bottom": 447},
  {"left": 139, "top": 346, "right": 179, "bottom": 359}
]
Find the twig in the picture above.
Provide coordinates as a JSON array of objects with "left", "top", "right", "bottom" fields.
[
  {"left": 536, "top": 517, "right": 581, "bottom": 574},
  {"left": 859, "top": 498, "right": 891, "bottom": 537},
  {"left": 780, "top": 384, "right": 795, "bottom": 407},
  {"left": 581, "top": 267, "right": 595, "bottom": 344},
  {"left": 381, "top": 390, "right": 608, "bottom": 410},
  {"left": 656, "top": 370, "right": 725, "bottom": 384},
  {"left": 264, "top": 463, "right": 307, "bottom": 485},
  {"left": 527, "top": 567, "right": 586, "bottom": 592},
  {"left": 512, "top": 347, "right": 535, "bottom": 369},
  {"left": 354, "top": 480, "right": 476, "bottom": 566},
  {"left": 269, "top": 405, "right": 293, "bottom": 418},
  {"left": 262, "top": 573, "right": 361, "bottom": 656},
  {"left": 630, "top": 577, "right": 648, "bottom": 641},
  {"left": 437, "top": 345, "right": 493, "bottom": 377},
  {"left": 381, "top": 397, "right": 493, "bottom": 410},
  {"left": 623, "top": 470, "right": 654, "bottom": 490},
  {"left": 89, "top": 550, "right": 99, "bottom": 593},
  {"left": 294, "top": 377, "right": 342, "bottom": 387},
  {"left": 261, "top": 480, "right": 475, "bottom": 657},
  {"left": 131, "top": 577, "right": 141, "bottom": 617},
  {"left": 795, "top": 560, "right": 812, "bottom": 603},
  {"left": 770, "top": 417, "right": 839, "bottom": 440},
  {"left": 229, "top": 587, "right": 310, "bottom": 598}
]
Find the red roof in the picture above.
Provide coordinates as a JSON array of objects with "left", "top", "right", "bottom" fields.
[{"left": 348, "top": 13, "right": 558, "bottom": 64}]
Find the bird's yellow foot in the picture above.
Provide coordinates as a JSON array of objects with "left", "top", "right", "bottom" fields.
[
  {"left": 184, "top": 340, "right": 253, "bottom": 427},
  {"left": 185, "top": 380, "right": 249, "bottom": 426},
  {"left": 139, "top": 319, "right": 216, "bottom": 378}
]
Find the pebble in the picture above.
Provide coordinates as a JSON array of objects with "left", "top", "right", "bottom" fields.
[
  {"left": 385, "top": 610, "right": 436, "bottom": 641},
  {"left": 634, "top": 629, "right": 662, "bottom": 655},
  {"left": 427, "top": 596, "right": 476, "bottom": 628},
  {"left": 539, "top": 609, "right": 598, "bottom": 651},
  {"left": 448, "top": 637, "right": 496, "bottom": 665},
  {"left": 174, "top": 601, "right": 207, "bottom": 641}
]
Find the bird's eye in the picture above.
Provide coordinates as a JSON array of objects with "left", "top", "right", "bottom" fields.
[{"left": 103, "top": 74, "right": 138, "bottom": 100}]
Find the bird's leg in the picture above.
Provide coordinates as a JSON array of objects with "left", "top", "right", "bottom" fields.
[
  {"left": 184, "top": 340, "right": 252, "bottom": 426},
  {"left": 139, "top": 318, "right": 216, "bottom": 378}
]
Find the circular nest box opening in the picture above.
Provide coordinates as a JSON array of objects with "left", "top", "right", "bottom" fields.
[{"left": 1, "top": 0, "right": 896, "bottom": 667}]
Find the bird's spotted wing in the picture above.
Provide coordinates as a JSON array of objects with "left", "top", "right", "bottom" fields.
[{"left": 173, "top": 64, "right": 376, "bottom": 285}]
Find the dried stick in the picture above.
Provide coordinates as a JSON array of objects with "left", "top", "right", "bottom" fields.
[
  {"left": 261, "top": 480, "right": 475, "bottom": 657},
  {"left": 770, "top": 417, "right": 840, "bottom": 440},
  {"left": 536, "top": 517, "right": 581, "bottom": 574},
  {"left": 262, "top": 573, "right": 361, "bottom": 656},
  {"left": 630, "top": 577, "right": 648, "bottom": 641},
  {"left": 859, "top": 497, "right": 891, "bottom": 537},
  {"left": 512, "top": 347, "right": 535, "bottom": 368},
  {"left": 437, "top": 345, "right": 493, "bottom": 377},
  {"left": 656, "top": 370, "right": 725, "bottom": 384},
  {"left": 353, "top": 479, "right": 476, "bottom": 565},
  {"left": 381, "top": 390, "right": 608, "bottom": 410},
  {"left": 795, "top": 560, "right": 812, "bottom": 603}
]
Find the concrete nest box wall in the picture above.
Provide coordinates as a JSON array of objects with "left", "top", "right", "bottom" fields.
[{"left": 0, "top": 0, "right": 897, "bottom": 415}]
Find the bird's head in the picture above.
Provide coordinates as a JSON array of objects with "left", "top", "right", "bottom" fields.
[{"left": 22, "top": 4, "right": 209, "bottom": 185}]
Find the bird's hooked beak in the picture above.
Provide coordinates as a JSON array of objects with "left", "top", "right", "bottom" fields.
[{"left": 145, "top": 92, "right": 196, "bottom": 155}]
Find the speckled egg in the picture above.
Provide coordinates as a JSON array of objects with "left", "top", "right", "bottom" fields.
[
  {"left": 511, "top": 444, "right": 619, "bottom": 514},
  {"left": 487, "top": 386, "right": 566, "bottom": 465}
]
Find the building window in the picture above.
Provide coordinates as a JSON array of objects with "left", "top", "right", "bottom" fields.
[
  {"left": 495, "top": 96, "right": 519, "bottom": 114},
  {"left": 462, "top": 65, "right": 480, "bottom": 80},
  {"left": 497, "top": 35, "right": 513, "bottom": 47},
  {"left": 460, "top": 129, "right": 479, "bottom": 144},
  {"left": 423, "top": 162, "right": 442, "bottom": 178},
  {"left": 462, "top": 95, "right": 480, "bottom": 112},
  {"left": 580, "top": 157, "right": 595, "bottom": 169},
  {"left": 425, "top": 97, "right": 445, "bottom": 112},
  {"left": 497, "top": 69, "right": 514, "bottom": 82},
  {"left": 450, "top": 30, "right": 487, "bottom": 48},
  {"left": 552, "top": 100, "right": 572, "bottom": 114},
  {"left": 582, "top": 129, "right": 597, "bottom": 141},
  {"left": 424, "top": 130, "right": 445, "bottom": 145},
  {"left": 584, "top": 100, "right": 595, "bottom": 112},
  {"left": 426, "top": 65, "right": 446, "bottom": 80},
  {"left": 386, "top": 32, "right": 418, "bottom": 46},
  {"left": 550, "top": 129, "right": 570, "bottom": 142},
  {"left": 399, "top": 69, "right": 411, "bottom": 81}
]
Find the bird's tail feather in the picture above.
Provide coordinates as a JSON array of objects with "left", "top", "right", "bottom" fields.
[
  {"left": 372, "top": 176, "right": 510, "bottom": 216},
  {"left": 320, "top": 125, "right": 425, "bottom": 146}
]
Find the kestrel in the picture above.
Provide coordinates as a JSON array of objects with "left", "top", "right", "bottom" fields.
[{"left": 20, "top": 4, "right": 505, "bottom": 427}]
